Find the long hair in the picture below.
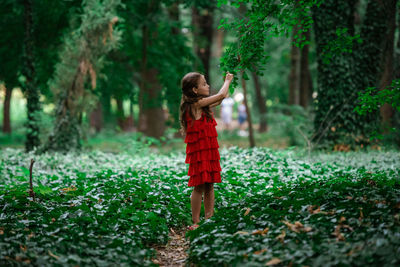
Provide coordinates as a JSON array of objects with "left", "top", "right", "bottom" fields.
[{"left": 179, "top": 72, "right": 213, "bottom": 135}]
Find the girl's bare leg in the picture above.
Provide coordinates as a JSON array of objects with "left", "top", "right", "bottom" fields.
[
  {"left": 191, "top": 184, "right": 204, "bottom": 224},
  {"left": 204, "top": 183, "right": 215, "bottom": 219}
]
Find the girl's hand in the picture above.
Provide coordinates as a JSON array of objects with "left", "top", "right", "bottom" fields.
[{"left": 225, "top": 72, "right": 234, "bottom": 83}]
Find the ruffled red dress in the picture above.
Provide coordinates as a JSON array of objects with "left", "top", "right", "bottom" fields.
[{"left": 184, "top": 111, "right": 222, "bottom": 187}]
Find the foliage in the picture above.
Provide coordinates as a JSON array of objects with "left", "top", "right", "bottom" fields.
[
  {"left": 354, "top": 79, "right": 400, "bottom": 140},
  {"left": 267, "top": 103, "right": 314, "bottom": 147},
  {"left": 0, "top": 148, "right": 190, "bottom": 265},
  {"left": 217, "top": 0, "right": 321, "bottom": 91},
  {"left": 320, "top": 28, "right": 362, "bottom": 65},
  {"left": 1, "top": 147, "right": 399, "bottom": 265},
  {"left": 186, "top": 147, "right": 400, "bottom": 266},
  {"left": 0, "top": 1, "right": 24, "bottom": 88}
]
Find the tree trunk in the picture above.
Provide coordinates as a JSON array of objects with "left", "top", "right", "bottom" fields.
[
  {"left": 89, "top": 101, "right": 103, "bottom": 133},
  {"left": 289, "top": 24, "right": 301, "bottom": 105},
  {"left": 138, "top": 24, "right": 148, "bottom": 134},
  {"left": 378, "top": 0, "right": 397, "bottom": 131},
  {"left": 251, "top": 71, "right": 268, "bottom": 133},
  {"left": 124, "top": 96, "right": 135, "bottom": 132},
  {"left": 101, "top": 91, "right": 112, "bottom": 124},
  {"left": 166, "top": 3, "right": 184, "bottom": 130},
  {"left": 192, "top": 6, "right": 214, "bottom": 82},
  {"left": 142, "top": 68, "right": 166, "bottom": 138},
  {"left": 312, "top": 0, "right": 378, "bottom": 146},
  {"left": 138, "top": 20, "right": 165, "bottom": 138},
  {"left": 214, "top": 28, "right": 224, "bottom": 59},
  {"left": 299, "top": 28, "right": 312, "bottom": 108},
  {"left": 23, "top": 0, "right": 41, "bottom": 151},
  {"left": 241, "top": 71, "right": 255, "bottom": 147},
  {"left": 2, "top": 85, "right": 12, "bottom": 134},
  {"left": 116, "top": 98, "right": 124, "bottom": 130}
]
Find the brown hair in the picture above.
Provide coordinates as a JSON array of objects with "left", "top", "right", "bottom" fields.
[{"left": 179, "top": 72, "right": 213, "bottom": 135}]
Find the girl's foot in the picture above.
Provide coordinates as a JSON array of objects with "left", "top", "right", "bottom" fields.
[{"left": 187, "top": 224, "right": 199, "bottom": 231}]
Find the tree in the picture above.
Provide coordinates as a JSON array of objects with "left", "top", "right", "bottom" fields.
[
  {"left": 311, "top": 0, "right": 396, "bottom": 147},
  {"left": 299, "top": 27, "right": 312, "bottom": 108},
  {"left": 42, "top": 0, "right": 122, "bottom": 152},
  {"left": 0, "top": 1, "right": 24, "bottom": 134},
  {"left": 375, "top": 0, "right": 397, "bottom": 132},
  {"left": 2, "top": 84, "right": 12, "bottom": 134},
  {"left": 192, "top": 2, "right": 215, "bottom": 82},
  {"left": 251, "top": 70, "right": 268, "bottom": 132},
  {"left": 22, "top": 0, "right": 41, "bottom": 151},
  {"left": 289, "top": 23, "right": 300, "bottom": 106}
]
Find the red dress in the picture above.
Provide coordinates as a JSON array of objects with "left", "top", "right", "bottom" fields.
[{"left": 184, "top": 111, "right": 222, "bottom": 187}]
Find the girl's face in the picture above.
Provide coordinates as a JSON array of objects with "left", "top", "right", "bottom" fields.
[{"left": 193, "top": 75, "right": 210, "bottom": 96}]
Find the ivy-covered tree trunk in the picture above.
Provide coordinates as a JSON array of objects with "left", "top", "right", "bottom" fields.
[
  {"left": 251, "top": 71, "right": 268, "bottom": 133},
  {"left": 23, "top": 0, "right": 41, "bottom": 151},
  {"left": 2, "top": 85, "right": 12, "bottom": 134},
  {"left": 192, "top": 6, "right": 214, "bottom": 82},
  {"left": 299, "top": 28, "right": 312, "bottom": 108},
  {"left": 42, "top": 0, "right": 121, "bottom": 152},
  {"left": 312, "top": 0, "right": 377, "bottom": 147},
  {"left": 289, "top": 24, "right": 300, "bottom": 105},
  {"left": 395, "top": 6, "right": 400, "bottom": 145},
  {"left": 376, "top": 0, "right": 397, "bottom": 131}
]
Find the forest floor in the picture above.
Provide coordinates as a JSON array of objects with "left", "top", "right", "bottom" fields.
[{"left": 151, "top": 227, "right": 190, "bottom": 267}]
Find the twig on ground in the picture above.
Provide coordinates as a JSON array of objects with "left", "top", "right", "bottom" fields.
[{"left": 29, "top": 159, "right": 35, "bottom": 201}]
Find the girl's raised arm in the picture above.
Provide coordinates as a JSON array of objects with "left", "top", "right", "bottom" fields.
[{"left": 195, "top": 73, "right": 234, "bottom": 108}]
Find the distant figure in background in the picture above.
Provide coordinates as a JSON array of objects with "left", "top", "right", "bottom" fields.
[
  {"left": 221, "top": 97, "right": 234, "bottom": 131},
  {"left": 238, "top": 101, "right": 248, "bottom": 137}
]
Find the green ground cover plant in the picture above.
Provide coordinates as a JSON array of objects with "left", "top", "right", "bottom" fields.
[
  {"left": 0, "top": 147, "right": 399, "bottom": 266},
  {"left": 187, "top": 148, "right": 400, "bottom": 266}
]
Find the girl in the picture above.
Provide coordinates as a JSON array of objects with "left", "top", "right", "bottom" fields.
[{"left": 179, "top": 71, "right": 234, "bottom": 230}]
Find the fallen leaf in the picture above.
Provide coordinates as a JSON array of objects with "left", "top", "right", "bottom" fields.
[
  {"left": 308, "top": 205, "right": 321, "bottom": 214},
  {"left": 170, "top": 228, "right": 176, "bottom": 235},
  {"left": 276, "top": 230, "right": 286, "bottom": 243},
  {"left": 332, "top": 225, "right": 345, "bottom": 241},
  {"left": 60, "top": 185, "right": 77, "bottom": 192},
  {"left": 252, "top": 227, "right": 269, "bottom": 235},
  {"left": 48, "top": 250, "right": 59, "bottom": 260},
  {"left": 20, "top": 244, "right": 27, "bottom": 252},
  {"left": 234, "top": 231, "right": 250, "bottom": 236},
  {"left": 254, "top": 248, "right": 267, "bottom": 255},
  {"left": 266, "top": 257, "right": 282, "bottom": 266},
  {"left": 244, "top": 208, "right": 251, "bottom": 216},
  {"left": 283, "top": 221, "right": 312, "bottom": 233},
  {"left": 27, "top": 232, "right": 34, "bottom": 240}
]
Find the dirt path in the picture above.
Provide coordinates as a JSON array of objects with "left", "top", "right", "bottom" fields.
[{"left": 151, "top": 227, "right": 190, "bottom": 267}]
